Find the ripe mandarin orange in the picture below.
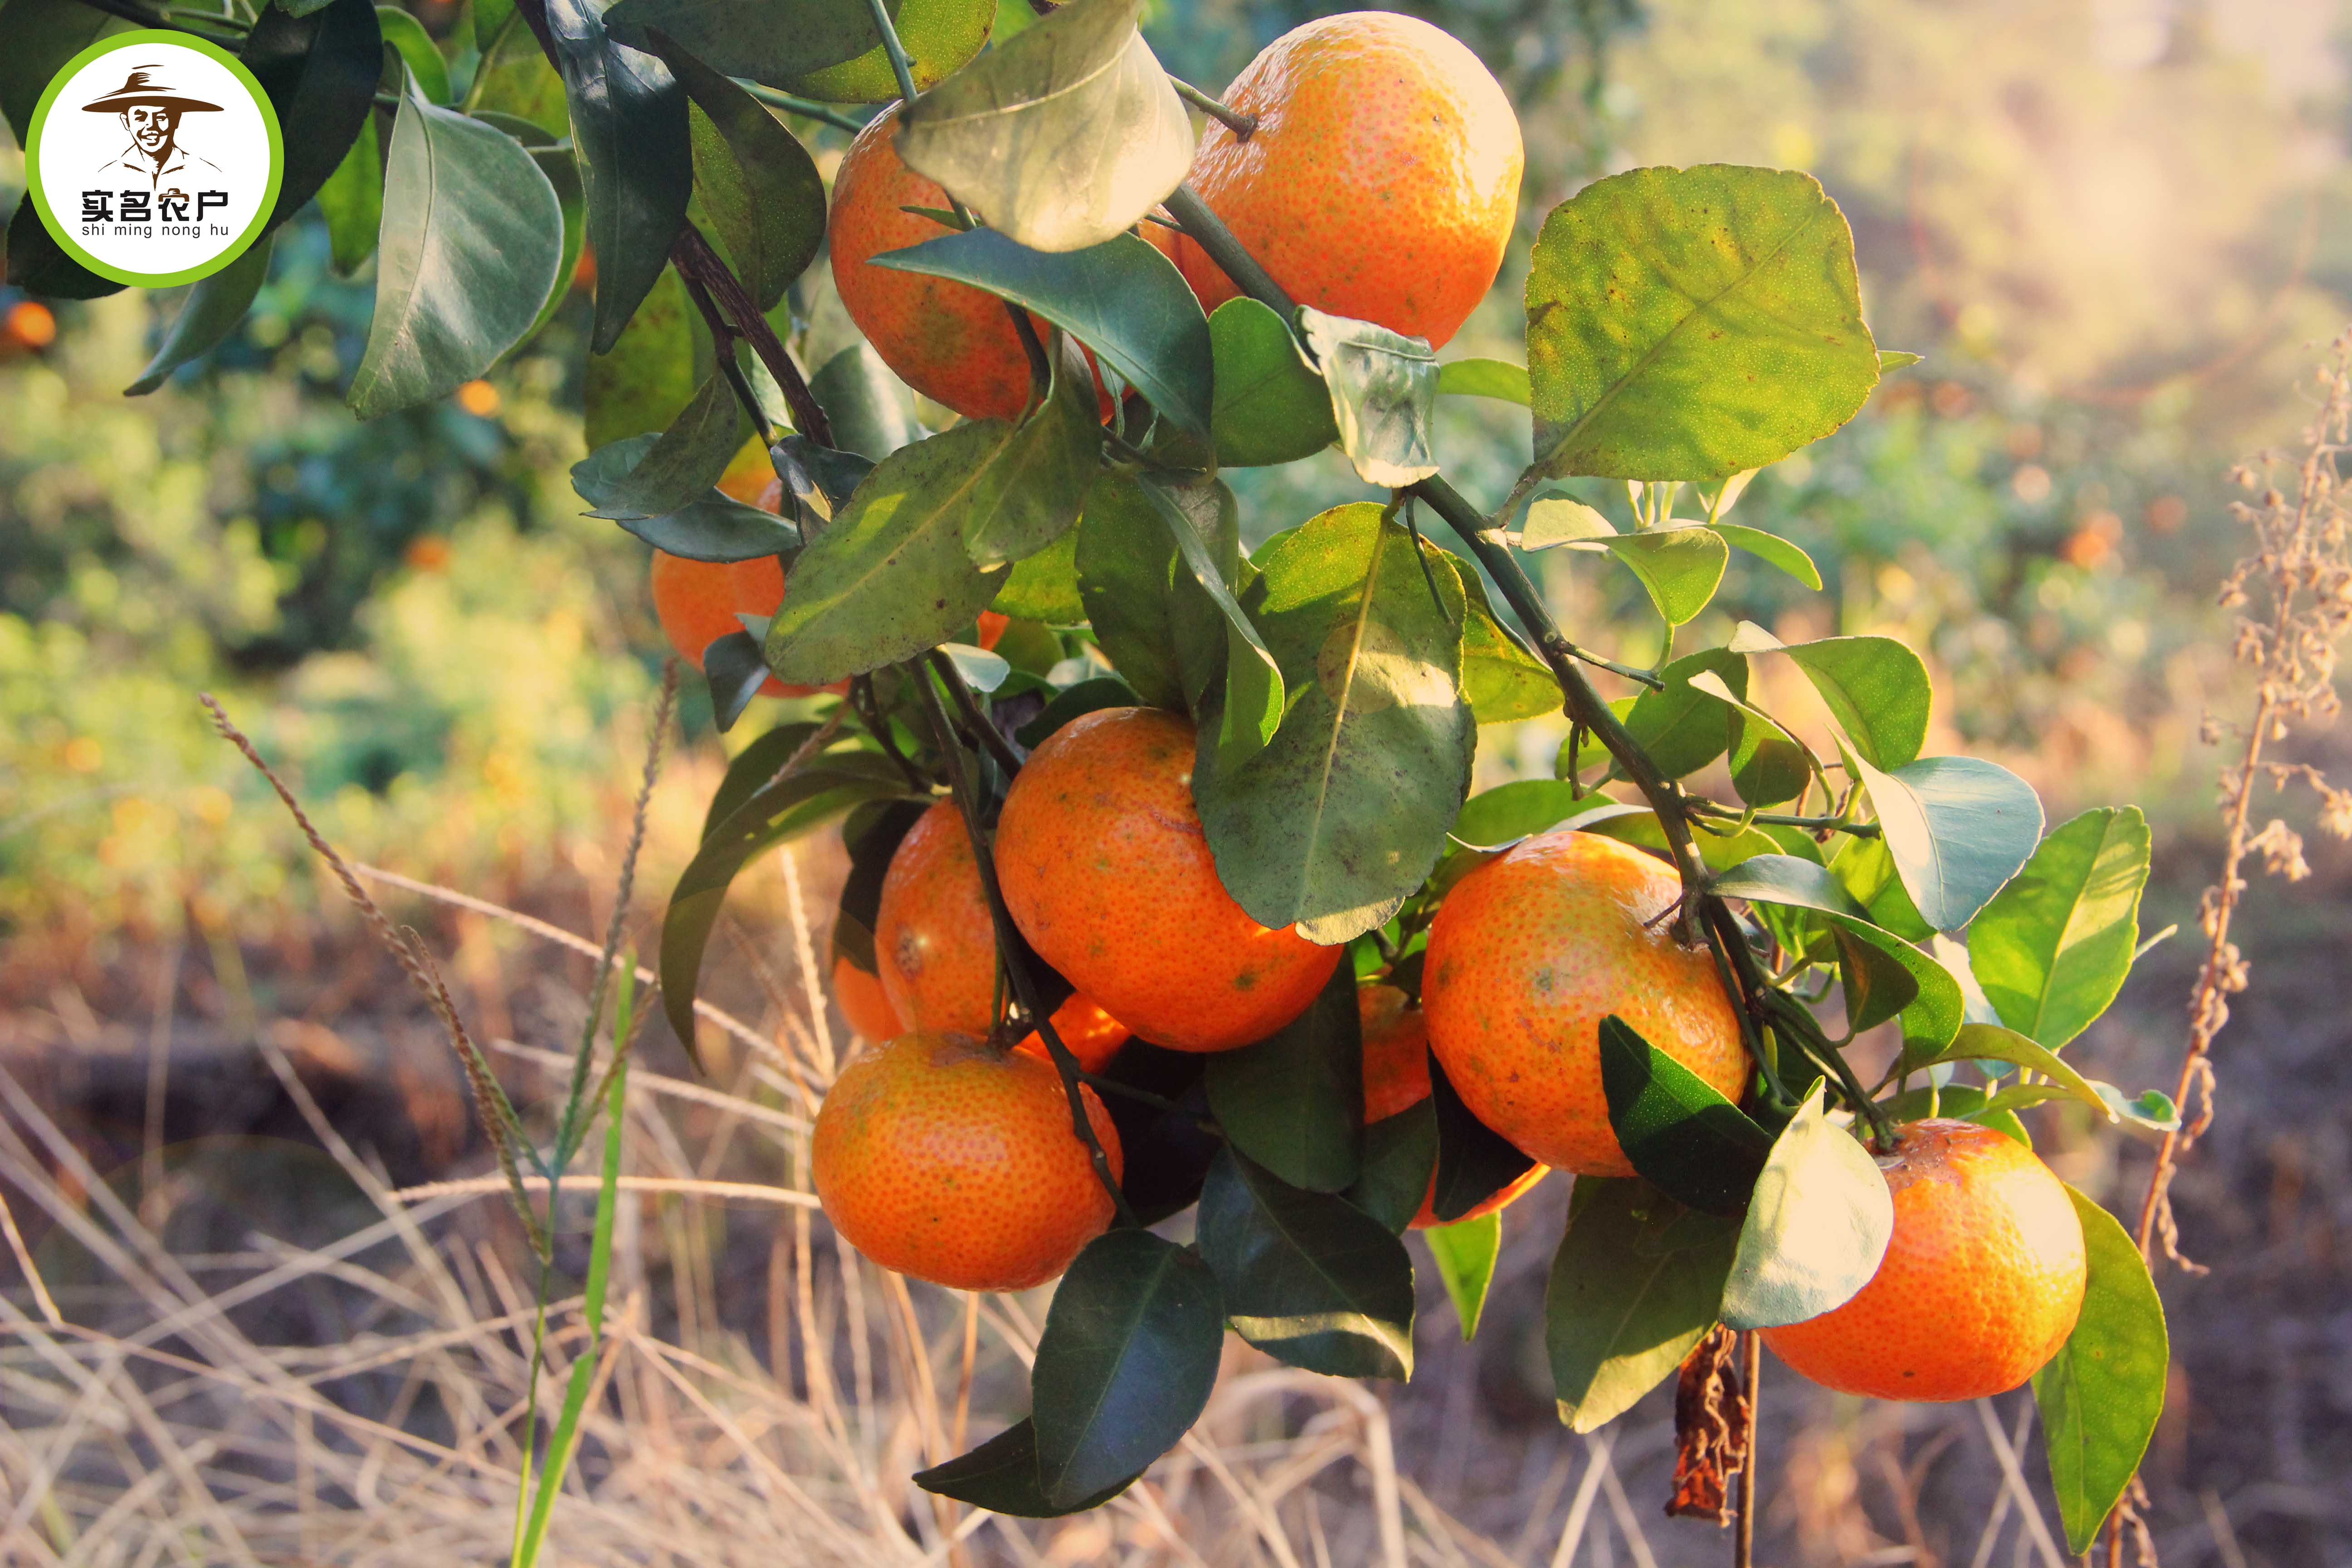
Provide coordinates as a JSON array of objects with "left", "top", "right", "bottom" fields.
[
  {"left": 995, "top": 707, "right": 1343, "bottom": 1052},
  {"left": 1762, "top": 1118, "right": 2088, "bottom": 1401},
  {"left": 876, "top": 801, "right": 1131, "bottom": 1072},
  {"left": 1359, "top": 983, "right": 1546, "bottom": 1228},
  {"left": 831, "top": 953, "right": 904, "bottom": 1041},
  {"left": 813, "top": 1031, "right": 1122, "bottom": 1291},
  {"left": 648, "top": 477, "right": 843, "bottom": 697},
  {"left": 1420, "top": 829, "right": 1745, "bottom": 1176},
  {"left": 1169, "top": 12, "right": 1522, "bottom": 348},
  {"left": 831, "top": 109, "right": 1109, "bottom": 423}
]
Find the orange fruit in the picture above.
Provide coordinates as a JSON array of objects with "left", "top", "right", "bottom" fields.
[
  {"left": 1420, "top": 829, "right": 1745, "bottom": 1176},
  {"left": 875, "top": 801, "right": 1132, "bottom": 1071},
  {"left": 647, "top": 478, "right": 843, "bottom": 698},
  {"left": 813, "top": 1031, "right": 1122, "bottom": 1291},
  {"left": 831, "top": 108, "right": 1110, "bottom": 424},
  {"left": 1762, "top": 1118, "right": 2088, "bottom": 1401},
  {"left": 1168, "top": 12, "right": 1522, "bottom": 348},
  {"left": 832, "top": 953, "right": 904, "bottom": 1042},
  {"left": 995, "top": 707, "right": 1343, "bottom": 1052},
  {"left": 1359, "top": 983, "right": 1545, "bottom": 1228}
]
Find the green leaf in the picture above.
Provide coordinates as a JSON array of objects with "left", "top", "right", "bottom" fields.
[
  {"left": 1202, "top": 960, "right": 1362, "bottom": 1193},
  {"left": 1623, "top": 650, "right": 1745, "bottom": 780},
  {"left": 811, "top": 342, "right": 918, "bottom": 461},
  {"left": 4, "top": 205, "right": 121, "bottom": 301},
  {"left": 1428, "top": 1050, "right": 1539, "bottom": 1224},
  {"left": 764, "top": 421, "right": 1012, "bottom": 683},
  {"left": 658, "top": 752, "right": 911, "bottom": 1050},
  {"left": 703, "top": 720, "right": 826, "bottom": 838},
  {"left": 603, "top": 0, "right": 889, "bottom": 93},
  {"left": 1826, "top": 916, "right": 1964, "bottom": 1052},
  {"left": 916, "top": 1419, "right": 1137, "bottom": 1517},
  {"left": 316, "top": 109, "right": 383, "bottom": 274},
  {"left": 1598, "top": 1015, "right": 1771, "bottom": 1216},
  {"left": 1436, "top": 358, "right": 1529, "bottom": 406},
  {"left": 1297, "top": 306, "right": 1439, "bottom": 488},
  {"left": 897, "top": 0, "right": 1191, "bottom": 253},
  {"left": 1193, "top": 505, "right": 1475, "bottom": 943},
  {"left": 995, "top": 523, "right": 1084, "bottom": 622},
  {"left": 547, "top": 0, "right": 692, "bottom": 351},
  {"left": 246, "top": 0, "right": 383, "bottom": 234},
  {"left": 349, "top": 86, "right": 564, "bottom": 418},
  {"left": 587, "top": 372, "right": 746, "bottom": 519},
  {"left": 1858, "top": 754, "right": 2045, "bottom": 933},
  {"left": 1139, "top": 473, "right": 1284, "bottom": 764},
  {"left": 470, "top": 3, "right": 570, "bottom": 133},
  {"left": 772, "top": 436, "right": 875, "bottom": 517},
  {"left": 1773, "top": 633, "right": 1933, "bottom": 769},
  {"left": 1831, "top": 831, "right": 1936, "bottom": 942},
  {"left": 1719, "top": 1083, "right": 1893, "bottom": 1329},
  {"left": 1878, "top": 349, "right": 1924, "bottom": 372},
  {"left": 571, "top": 434, "right": 800, "bottom": 559},
  {"left": 1968, "top": 807, "right": 2150, "bottom": 1050},
  {"left": 1904, "top": 1023, "right": 2110, "bottom": 1113},
  {"left": 2089, "top": 1082, "right": 2180, "bottom": 1132},
  {"left": 1074, "top": 472, "right": 1214, "bottom": 712},
  {"left": 1710, "top": 523, "right": 1821, "bottom": 590},
  {"left": 125, "top": 237, "right": 274, "bottom": 396},
  {"left": 1032, "top": 1228, "right": 1225, "bottom": 1508},
  {"left": 1346, "top": 1102, "right": 1437, "bottom": 1234},
  {"left": 963, "top": 337, "right": 1100, "bottom": 569},
  {"left": 701, "top": 631, "right": 769, "bottom": 731},
  {"left": 1452, "top": 779, "right": 1588, "bottom": 847},
  {"left": 773, "top": 0, "right": 993, "bottom": 103},
  {"left": 1710, "top": 853, "right": 1867, "bottom": 919},
  {"left": 492, "top": 120, "right": 588, "bottom": 349},
  {"left": 2034, "top": 1184, "right": 2168, "bottom": 1555},
  {"left": 1196, "top": 1149, "right": 1416, "bottom": 1381},
  {"left": 873, "top": 228, "right": 1214, "bottom": 437},
  {"left": 1525, "top": 164, "right": 1880, "bottom": 482},
  {"left": 1520, "top": 497, "right": 1615, "bottom": 549},
  {"left": 376, "top": 5, "right": 451, "bottom": 104},
  {"left": 1601, "top": 526, "right": 1727, "bottom": 627},
  {"left": 1, "top": 0, "right": 107, "bottom": 147},
  {"left": 1879, "top": 1083, "right": 2031, "bottom": 1148},
  {"left": 1456, "top": 570, "right": 1558, "bottom": 724},
  {"left": 1424, "top": 1211, "right": 1502, "bottom": 1338},
  {"left": 829, "top": 794, "right": 929, "bottom": 969},
  {"left": 1208, "top": 298, "right": 1338, "bottom": 467},
  {"left": 1546, "top": 1179, "right": 1740, "bottom": 1433},
  {"left": 654, "top": 39, "right": 826, "bottom": 311}
]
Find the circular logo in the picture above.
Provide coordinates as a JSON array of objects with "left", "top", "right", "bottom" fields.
[{"left": 24, "top": 32, "right": 284, "bottom": 287}]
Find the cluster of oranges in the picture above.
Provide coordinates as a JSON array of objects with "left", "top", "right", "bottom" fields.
[
  {"left": 808, "top": 708, "right": 2088, "bottom": 1405},
  {"left": 646, "top": 10, "right": 2090, "bottom": 1408}
]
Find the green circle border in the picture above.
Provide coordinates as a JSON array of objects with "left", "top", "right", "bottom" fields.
[{"left": 24, "top": 30, "right": 286, "bottom": 289}]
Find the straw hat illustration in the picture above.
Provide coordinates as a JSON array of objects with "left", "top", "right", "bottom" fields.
[{"left": 80, "top": 67, "right": 223, "bottom": 115}]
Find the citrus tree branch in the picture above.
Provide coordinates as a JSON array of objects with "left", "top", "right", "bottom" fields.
[{"left": 909, "top": 656, "right": 1137, "bottom": 1227}]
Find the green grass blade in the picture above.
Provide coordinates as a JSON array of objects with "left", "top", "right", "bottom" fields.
[{"left": 514, "top": 974, "right": 632, "bottom": 1567}]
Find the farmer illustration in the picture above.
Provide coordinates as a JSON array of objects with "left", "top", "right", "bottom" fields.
[{"left": 83, "top": 66, "right": 223, "bottom": 191}]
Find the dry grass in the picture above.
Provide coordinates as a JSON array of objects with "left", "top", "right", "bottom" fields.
[{"left": 0, "top": 844, "right": 2107, "bottom": 1568}]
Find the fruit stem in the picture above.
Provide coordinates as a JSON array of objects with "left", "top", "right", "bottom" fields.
[
  {"left": 736, "top": 81, "right": 870, "bottom": 134},
  {"left": 671, "top": 225, "right": 836, "bottom": 450},
  {"left": 909, "top": 657, "right": 1139, "bottom": 1227},
  {"left": 928, "top": 650, "right": 1024, "bottom": 779},
  {"left": 1761, "top": 987, "right": 1896, "bottom": 1148},
  {"left": 848, "top": 674, "right": 933, "bottom": 791},
  {"left": 1161, "top": 185, "right": 1295, "bottom": 319},
  {"left": 862, "top": 0, "right": 924, "bottom": 106},
  {"left": 1409, "top": 476, "right": 1704, "bottom": 890},
  {"left": 1686, "top": 798, "right": 1881, "bottom": 838},
  {"left": 1170, "top": 77, "right": 1259, "bottom": 140},
  {"left": 677, "top": 269, "right": 779, "bottom": 447}
]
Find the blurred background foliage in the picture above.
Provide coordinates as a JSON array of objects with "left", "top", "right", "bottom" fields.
[{"left": 1, "top": 0, "right": 2346, "bottom": 952}]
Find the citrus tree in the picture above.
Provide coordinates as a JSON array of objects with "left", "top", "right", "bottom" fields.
[{"left": 9, "top": 0, "right": 2176, "bottom": 1552}]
